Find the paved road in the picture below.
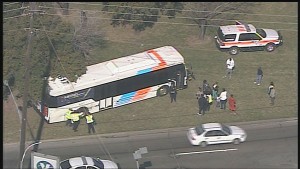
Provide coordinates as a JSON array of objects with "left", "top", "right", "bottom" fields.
[{"left": 3, "top": 118, "right": 297, "bottom": 169}]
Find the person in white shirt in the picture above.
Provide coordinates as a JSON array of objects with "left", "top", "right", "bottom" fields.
[
  {"left": 219, "top": 88, "right": 227, "bottom": 110},
  {"left": 223, "top": 58, "right": 235, "bottom": 79}
]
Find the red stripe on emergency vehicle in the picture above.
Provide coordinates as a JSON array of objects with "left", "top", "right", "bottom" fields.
[
  {"left": 222, "top": 39, "right": 279, "bottom": 47},
  {"left": 259, "top": 40, "right": 279, "bottom": 43},
  {"left": 132, "top": 87, "right": 151, "bottom": 101},
  {"left": 223, "top": 41, "right": 253, "bottom": 46}
]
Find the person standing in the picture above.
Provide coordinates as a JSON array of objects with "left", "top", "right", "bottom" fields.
[
  {"left": 85, "top": 111, "right": 96, "bottom": 134},
  {"left": 254, "top": 67, "right": 263, "bottom": 85},
  {"left": 202, "top": 80, "right": 211, "bottom": 95},
  {"left": 202, "top": 80, "right": 208, "bottom": 92},
  {"left": 206, "top": 94, "right": 213, "bottom": 112},
  {"left": 196, "top": 87, "right": 203, "bottom": 100},
  {"left": 198, "top": 94, "right": 207, "bottom": 115},
  {"left": 71, "top": 111, "right": 84, "bottom": 132},
  {"left": 228, "top": 94, "right": 237, "bottom": 114},
  {"left": 215, "top": 96, "right": 221, "bottom": 108},
  {"left": 219, "top": 88, "right": 228, "bottom": 110},
  {"left": 223, "top": 58, "right": 235, "bottom": 79},
  {"left": 212, "top": 82, "right": 219, "bottom": 100},
  {"left": 268, "top": 82, "right": 276, "bottom": 105},
  {"left": 65, "top": 108, "right": 73, "bottom": 127},
  {"left": 170, "top": 82, "right": 177, "bottom": 103}
]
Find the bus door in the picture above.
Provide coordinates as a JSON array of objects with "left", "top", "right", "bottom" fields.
[
  {"left": 100, "top": 97, "right": 113, "bottom": 110},
  {"left": 176, "top": 70, "right": 186, "bottom": 89},
  {"left": 98, "top": 84, "right": 115, "bottom": 110}
]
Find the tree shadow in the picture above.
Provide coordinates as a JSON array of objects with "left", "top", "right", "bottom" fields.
[{"left": 25, "top": 52, "right": 52, "bottom": 168}]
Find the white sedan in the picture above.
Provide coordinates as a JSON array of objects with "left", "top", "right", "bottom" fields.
[
  {"left": 187, "top": 123, "right": 247, "bottom": 147},
  {"left": 60, "top": 156, "right": 118, "bottom": 169}
]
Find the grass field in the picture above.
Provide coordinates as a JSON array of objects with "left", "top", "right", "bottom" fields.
[{"left": 3, "top": 2, "right": 297, "bottom": 143}]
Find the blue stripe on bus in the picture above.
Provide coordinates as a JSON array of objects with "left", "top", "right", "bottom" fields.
[
  {"left": 116, "top": 91, "right": 136, "bottom": 106},
  {"left": 137, "top": 68, "right": 151, "bottom": 75}
]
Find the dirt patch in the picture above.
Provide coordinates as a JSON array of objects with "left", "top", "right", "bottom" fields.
[
  {"left": 3, "top": 91, "right": 40, "bottom": 143},
  {"left": 185, "top": 35, "right": 212, "bottom": 48}
]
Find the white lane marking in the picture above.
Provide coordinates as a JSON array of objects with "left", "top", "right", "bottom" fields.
[{"left": 175, "top": 148, "right": 238, "bottom": 156}]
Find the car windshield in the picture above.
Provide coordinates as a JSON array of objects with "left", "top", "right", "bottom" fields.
[
  {"left": 256, "top": 28, "right": 267, "bottom": 38},
  {"left": 195, "top": 125, "right": 205, "bottom": 135},
  {"left": 93, "top": 158, "right": 104, "bottom": 169},
  {"left": 60, "top": 160, "right": 72, "bottom": 169},
  {"left": 221, "top": 124, "right": 231, "bottom": 135}
]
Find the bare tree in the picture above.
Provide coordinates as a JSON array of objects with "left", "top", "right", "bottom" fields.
[
  {"left": 56, "top": 2, "right": 69, "bottom": 15},
  {"left": 183, "top": 2, "right": 251, "bottom": 40},
  {"left": 72, "top": 11, "right": 106, "bottom": 59}
]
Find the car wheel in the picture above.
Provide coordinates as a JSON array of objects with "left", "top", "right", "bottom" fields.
[
  {"left": 265, "top": 43, "right": 275, "bottom": 52},
  {"left": 229, "top": 47, "right": 239, "bottom": 55},
  {"left": 157, "top": 85, "right": 169, "bottom": 96},
  {"left": 233, "top": 138, "right": 241, "bottom": 145},
  {"left": 200, "top": 141, "right": 207, "bottom": 147}
]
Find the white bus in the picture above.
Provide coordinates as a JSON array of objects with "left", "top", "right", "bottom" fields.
[{"left": 40, "top": 46, "right": 189, "bottom": 123}]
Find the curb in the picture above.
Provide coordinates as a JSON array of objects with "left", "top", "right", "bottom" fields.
[{"left": 4, "top": 117, "right": 297, "bottom": 147}]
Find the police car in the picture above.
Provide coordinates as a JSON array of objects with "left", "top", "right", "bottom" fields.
[
  {"left": 215, "top": 21, "right": 283, "bottom": 55},
  {"left": 60, "top": 156, "right": 118, "bottom": 169}
]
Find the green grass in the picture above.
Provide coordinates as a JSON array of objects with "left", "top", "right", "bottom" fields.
[{"left": 3, "top": 2, "right": 297, "bottom": 143}]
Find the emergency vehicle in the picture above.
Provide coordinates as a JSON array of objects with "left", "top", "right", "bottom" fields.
[{"left": 215, "top": 21, "right": 283, "bottom": 55}]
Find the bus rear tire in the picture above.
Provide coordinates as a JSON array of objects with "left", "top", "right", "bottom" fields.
[{"left": 157, "top": 86, "right": 169, "bottom": 96}]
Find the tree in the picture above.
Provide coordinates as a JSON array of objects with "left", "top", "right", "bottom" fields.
[
  {"left": 102, "top": 2, "right": 184, "bottom": 32},
  {"left": 72, "top": 10, "right": 107, "bottom": 59},
  {"left": 56, "top": 2, "right": 69, "bottom": 15},
  {"left": 3, "top": 2, "right": 87, "bottom": 102},
  {"left": 183, "top": 2, "right": 251, "bottom": 40}
]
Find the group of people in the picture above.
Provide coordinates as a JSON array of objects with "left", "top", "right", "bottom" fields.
[
  {"left": 196, "top": 79, "right": 237, "bottom": 115},
  {"left": 65, "top": 108, "right": 96, "bottom": 134},
  {"left": 223, "top": 57, "right": 275, "bottom": 105},
  {"left": 195, "top": 57, "right": 276, "bottom": 116}
]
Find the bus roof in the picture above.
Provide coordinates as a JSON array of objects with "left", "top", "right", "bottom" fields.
[{"left": 48, "top": 46, "right": 185, "bottom": 96}]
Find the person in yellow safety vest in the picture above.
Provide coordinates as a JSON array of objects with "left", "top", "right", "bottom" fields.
[
  {"left": 65, "top": 108, "right": 73, "bottom": 127},
  {"left": 206, "top": 94, "right": 213, "bottom": 112},
  {"left": 85, "top": 111, "right": 96, "bottom": 134},
  {"left": 71, "top": 112, "right": 84, "bottom": 132}
]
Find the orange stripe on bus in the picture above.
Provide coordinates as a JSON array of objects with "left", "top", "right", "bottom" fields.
[
  {"left": 148, "top": 50, "right": 167, "bottom": 70},
  {"left": 132, "top": 87, "right": 151, "bottom": 101}
]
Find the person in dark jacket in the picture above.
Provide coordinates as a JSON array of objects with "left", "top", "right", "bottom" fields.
[
  {"left": 254, "top": 66, "right": 263, "bottom": 85},
  {"left": 196, "top": 87, "right": 203, "bottom": 100},
  {"left": 198, "top": 94, "right": 207, "bottom": 115},
  {"left": 170, "top": 82, "right": 177, "bottom": 103}
]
